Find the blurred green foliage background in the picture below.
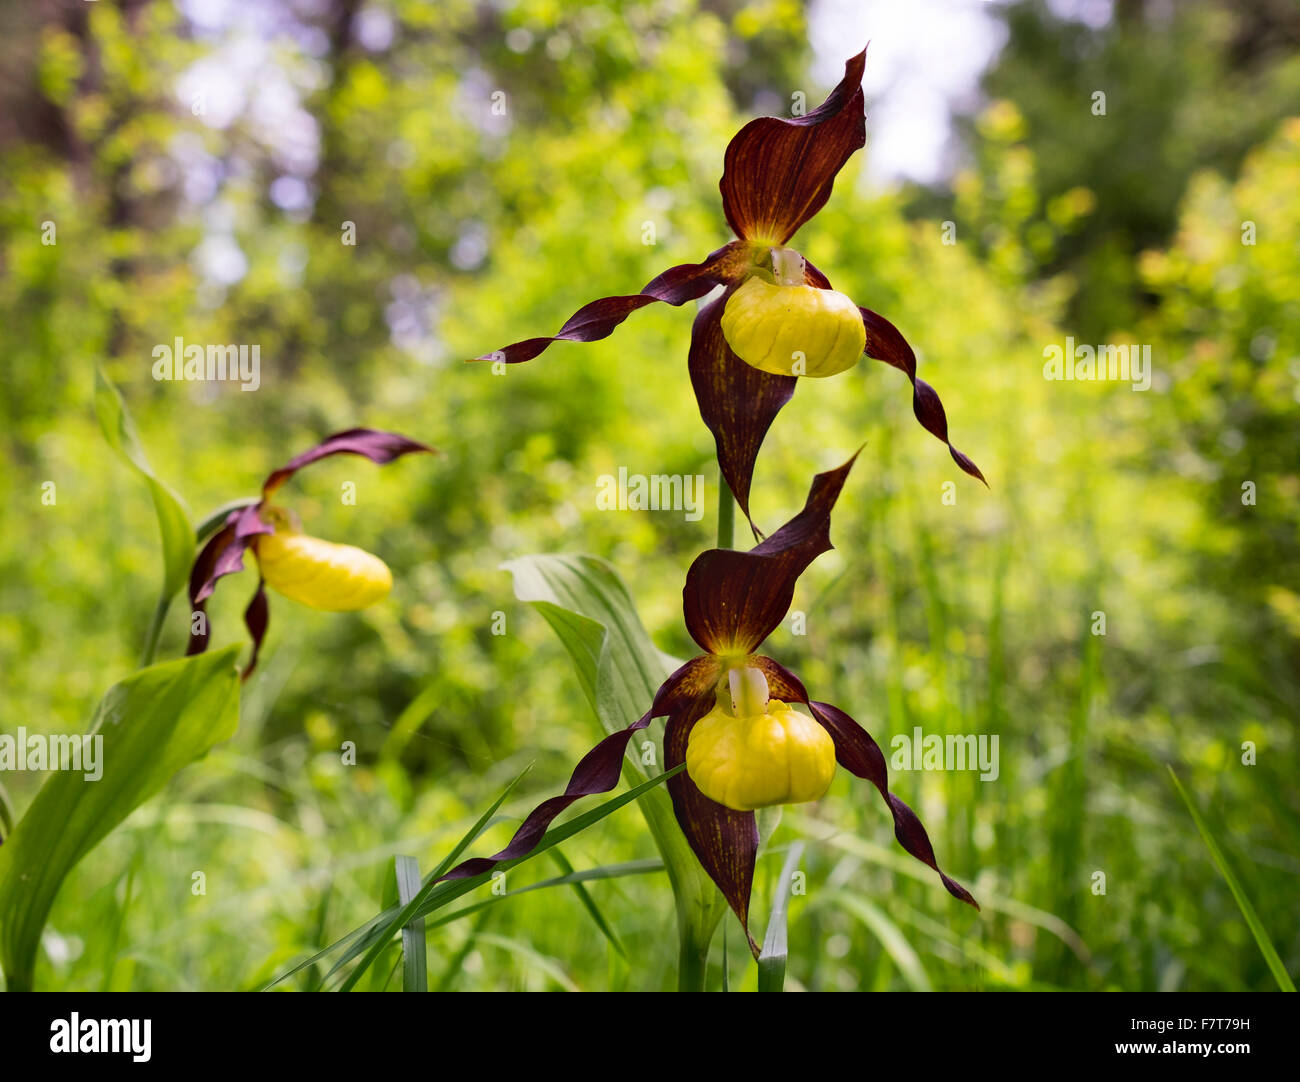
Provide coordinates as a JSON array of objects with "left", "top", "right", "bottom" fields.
[{"left": 1, "top": 0, "right": 1296, "bottom": 991}]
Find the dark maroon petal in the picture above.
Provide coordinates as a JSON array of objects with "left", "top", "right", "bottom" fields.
[
  {"left": 811, "top": 700, "right": 978, "bottom": 909},
  {"left": 437, "top": 656, "right": 720, "bottom": 882},
  {"left": 687, "top": 286, "right": 797, "bottom": 533},
  {"left": 193, "top": 505, "right": 271, "bottom": 604},
  {"left": 188, "top": 519, "right": 238, "bottom": 624},
  {"left": 682, "top": 452, "right": 858, "bottom": 655},
  {"left": 185, "top": 507, "right": 271, "bottom": 656},
  {"left": 719, "top": 50, "right": 866, "bottom": 245},
  {"left": 751, "top": 656, "right": 809, "bottom": 703},
  {"left": 802, "top": 257, "right": 833, "bottom": 290},
  {"left": 663, "top": 692, "right": 761, "bottom": 957},
  {"left": 755, "top": 656, "right": 978, "bottom": 910},
  {"left": 241, "top": 579, "right": 269, "bottom": 681},
  {"left": 859, "top": 307, "right": 986, "bottom": 485},
  {"left": 263, "top": 427, "right": 435, "bottom": 497},
  {"left": 473, "top": 243, "right": 747, "bottom": 366}
]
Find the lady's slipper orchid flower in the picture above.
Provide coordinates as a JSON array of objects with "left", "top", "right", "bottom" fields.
[
  {"left": 475, "top": 50, "right": 984, "bottom": 533},
  {"left": 439, "top": 454, "right": 976, "bottom": 953},
  {"left": 186, "top": 428, "right": 433, "bottom": 677}
]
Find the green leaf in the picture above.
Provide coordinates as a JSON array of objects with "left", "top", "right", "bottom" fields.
[
  {"left": 1168, "top": 766, "right": 1296, "bottom": 992},
  {"left": 502, "top": 554, "right": 727, "bottom": 952},
  {"left": 394, "top": 856, "right": 427, "bottom": 992},
  {"left": 757, "top": 842, "right": 804, "bottom": 992},
  {"left": 93, "top": 366, "right": 193, "bottom": 603},
  {"left": 0, "top": 646, "right": 242, "bottom": 990}
]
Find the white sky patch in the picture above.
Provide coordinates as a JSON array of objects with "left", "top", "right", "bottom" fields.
[
  {"left": 177, "top": 0, "right": 236, "bottom": 35},
  {"left": 269, "top": 174, "right": 314, "bottom": 213},
  {"left": 175, "top": 10, "right": 320, "bottom": 175},
  {"left": 355, "top": 7, "right": 396, "bottom": 52},
  {"left": 1046, "top": 0, "right": 1116, "bottom": 29},
  {"left": 191, "top": 232, "right": 247, "bottom": 286},
  {"left": 808, "top": 0, "right": 1013, "bottom": 186}
]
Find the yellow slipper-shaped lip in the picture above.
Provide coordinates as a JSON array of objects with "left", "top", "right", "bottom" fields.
[
  {"left": 721, "top": 274, "right": 866, "bottom": 379},
  {"left": 254, "top": 527, "right": 393, "bottom": 612}
]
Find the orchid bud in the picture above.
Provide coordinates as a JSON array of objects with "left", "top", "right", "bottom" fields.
[
  {"left": 686, "top": 668, "right": 836, "bottom": 810},
  {"left": 720, "top": 252, "right": 866, "bottom": 379},
  {"left": 254, "top": 510, "right": 392, "bottom": 612}
]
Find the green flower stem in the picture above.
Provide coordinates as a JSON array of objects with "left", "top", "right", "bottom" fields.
[
  {"left": 677, "top": 924, "right": 712, "bottom": 992},
  {"left": 138, "top": 595, "right": 171, "bottom": 668},
  {"left": 717, "top": 470, "right": 735, "bottom": 550}
]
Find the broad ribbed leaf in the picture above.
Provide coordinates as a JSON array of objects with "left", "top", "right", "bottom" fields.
[
  {"left": 0, "top": 646, "right": 242, "bottom": 990},
  {"left": 94, "top": 366, "right": 193, "bottom": 602},
  {"left": 504, "top": 555, "right": 729, "bottom": 946}
]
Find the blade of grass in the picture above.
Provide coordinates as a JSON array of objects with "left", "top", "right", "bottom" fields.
[
  {"left": 757, "top": 842, "right": 804, "bottom": 992},
  {"left": 375, "top": 943, "right": 403, "bottom": 992},
  {"left": 264, "top": 767, "right": 532, "bottom": 990},
  {"left": 98, "top": 849, "right": 141, "bottom": 992},
  {"left": 883, "top": 897, "right": 1028, "bottom": 987},
  {"left": 380, "top": 682, "right": 443, "bottom": 762},
  {"left": 549, "top": 848, "right": 626, "bottom": 958},
  {"left": 394, "top": 856, "right": 426, "bottom": 992},
  {"left": 436, "top": 908, "right": 493, "bottom": 992},
  {"left": 422, "top": 767, "right": 533, "bottom": 885},
  {"left": 721, "top": 920, "right": 729, "bottom": 992},
  {"left": 303, "top": 881, "right": 333, "bottom": 992},
  {"left": 1167, "top": 765, "right": 1295, "bottom": 992},
  {"left": 425, "top": 860, "right": 663, "bottom": 931},
  {"left": 475, "top": 933, "right": 580, "bottom": 992},
  {"left": 267, "top": 915, "right": 385, "bottom": 991},
  {"left": 824, "top": 892, "right": 932, "bottom": 991},
  {"left": 314, "top": 803, "right": 529, "bottom": 989},
  {"left": 335, "top": 765, "right": 683, "bottom": 991}
]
